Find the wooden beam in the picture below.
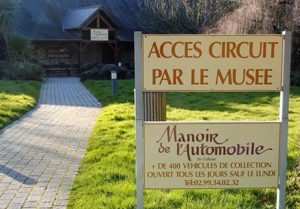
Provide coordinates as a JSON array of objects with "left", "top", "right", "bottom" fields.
[
  {"left": 81, "top": 43, "right": 90, "bottom": 51},
  {"left": 97, "top": 16, "right": 100, "bottom": 28},
  {"left": 81, "top": 12, "right": 116, "bottom": 31},
  {"left": 78, "top": 42, "right": 82, "bottom": 71},
  {"left": 117, "top": 43, "right": 124, "bottom": 52},
  {"left": 84, "top": 13, "right": 100, "bottom": 29},
  {"left": 108, "top": 43, "right": 115, "bottom": 50},
  {"left": 70, "top": 42, "right": 80, "bottom": 51},
  {"left": 115, "top": 42, "right": 118, "bottom": 64},
  {"left": 99, "top": 15, "right": 115, "bottom": 30},
  {"left": 82, "top": 40, "right": 117, "bottom": 44}
]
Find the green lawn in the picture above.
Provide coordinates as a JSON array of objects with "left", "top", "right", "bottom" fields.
[
  {"left": 0, "top": 80, "right": 42, "bottom": 129},
  {"left": 68, "top": 80, "right": 300, "bottom": 209}
]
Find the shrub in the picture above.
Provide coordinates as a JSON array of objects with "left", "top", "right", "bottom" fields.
[
  {"left": 0, "top": 61, "right": 45, "bottom": 80},
  {"left": 80, "top": 64, "right": 133, "bottom": 81}
]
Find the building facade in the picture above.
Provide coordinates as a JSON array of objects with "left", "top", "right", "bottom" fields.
[{"left": 14, "top": 0, "right": 139, "bottom": 76}]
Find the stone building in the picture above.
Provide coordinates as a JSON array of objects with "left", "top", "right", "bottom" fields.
[{"left": 14, "top": 0, "right": 140, "bottom": 76}]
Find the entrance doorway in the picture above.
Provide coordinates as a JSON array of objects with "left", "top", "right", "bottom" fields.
[{"left": 102, "top": 44, "right": 115, "bottom": 64}]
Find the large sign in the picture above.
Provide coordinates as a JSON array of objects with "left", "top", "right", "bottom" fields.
[
  {"left": 91, "top": 29, "right": 109, "bottom": 41},
  {"left": 144, "top": 122, "right": 280, "bottom": 189},
  {"left": 136, "top": 31, "right": 291, "bottom": 209},
  {"left": 142, "top": 35, "right": 284, "bottom": 92},
  {"left": 48, "top": 48, "right": 70, "bottom": 59}
]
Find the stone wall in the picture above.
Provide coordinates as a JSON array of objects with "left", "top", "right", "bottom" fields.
[
  {"left": 33, "top": 42, "right": 79, "bottom": 70},
  {"left": 33, "top": 41, "right": 134, "bottom": 76}
]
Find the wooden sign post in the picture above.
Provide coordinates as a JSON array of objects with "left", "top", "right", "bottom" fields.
[{"left": 134, "top": 31, "right": 291, "bottom": 209}]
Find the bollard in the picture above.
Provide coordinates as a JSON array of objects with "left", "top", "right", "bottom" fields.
[{"left": 111, "top": 70, "right": 118, "bottom": 96}]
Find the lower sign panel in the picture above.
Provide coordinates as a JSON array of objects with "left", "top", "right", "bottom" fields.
[{"left": 144, "top": 122, "right": 280, "bottom": 189}]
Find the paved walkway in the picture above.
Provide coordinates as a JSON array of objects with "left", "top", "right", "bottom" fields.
[{"left": 0, "top": 78, "right": 101, "bottom": 209}]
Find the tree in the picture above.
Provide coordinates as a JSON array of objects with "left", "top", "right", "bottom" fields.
[
  {"left": 138, "top": 0, "right": 237, "bottom": 34},
  {"left": 0, "top": 0, "right": 17, "bottom": 60},
  {"left": 8, "top": 33, "right": 33, "bottom": 63}
]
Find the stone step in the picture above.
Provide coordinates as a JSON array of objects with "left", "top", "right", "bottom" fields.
[{"left": 46, "top": 69, "right": 79, "bottom": 77}]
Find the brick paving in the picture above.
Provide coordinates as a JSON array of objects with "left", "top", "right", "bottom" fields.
[{"left": 0, "top": 78, "right": 101, "bottom": 209}]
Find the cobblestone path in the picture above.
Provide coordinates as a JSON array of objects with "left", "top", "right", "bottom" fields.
[{"left": 0, "top": 78, "right": 101, "bottom": 209}]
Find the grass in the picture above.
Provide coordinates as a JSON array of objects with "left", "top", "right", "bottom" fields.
[
  {"left": 68, "top": 80, "right": 300, "bottom": 209},
  {"left": 0, "top": 80, "right": 42, "bottom": 129}
]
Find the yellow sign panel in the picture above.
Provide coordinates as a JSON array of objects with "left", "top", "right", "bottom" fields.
[
  {"left": 144, "top": 122, "right": 280, "bottom": 189},
  {"left": 142, "top": 35, "right": 283, "bottom": 92}
]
